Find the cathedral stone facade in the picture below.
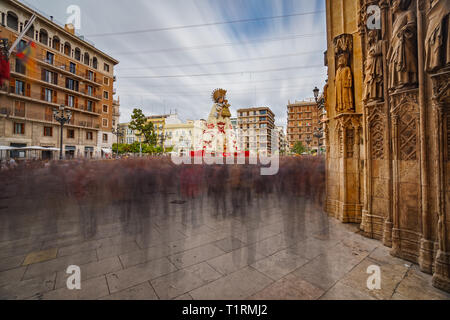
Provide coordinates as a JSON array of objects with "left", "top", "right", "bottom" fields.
[{"left": 324, "top": 0, "right": 450, "bottom": 292}]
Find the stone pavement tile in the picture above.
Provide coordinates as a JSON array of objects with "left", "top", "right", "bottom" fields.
[
  {"left": 168, "top": 244, "right": 225, "bottom": 269},
  {"left": 0, "top": 266, "right": 26, "bottom": 287},
  {"left": 247, "top": 234, "right": 293, "bottom": 257},
  {"left": 368, "top": 246, "right": 411, "bottom": 267},
  {"left": 286, "top": 237, "right": 342, "bottom": 260},
  {"left": 339, "top": 258, "right": 408, "bottom": 300},
  {"left": 151, "top": 262, "right": 222, "bottom": 299},
  {"left": 320, "top": 281, "right": 376, "bottom": 300},
  {"left": 96, "top": 241, "right": 140, "bottom": 260},
  {"left": 23, "top": 248, "right": 58, "bottom": 266},
  {"left": 189, "top": 267, "right": 274, "bottom": 300},
  {"left": 249, "top": 273, "right": 324, "bottom": 300},
  {"left": 0, "top": 273, "right": 56, "bottom": 300},
  {"left": 291, "top": 246, "right": 367, "bottom": 291},
  {"left": 100, "top": 282, "right": 159, "bottom": 300},
  {"left": 106, "top": 258, "right": 177, "bottom": 294},
  {"left": 135, "top": 229, "right": 177, "bottom": 249},
  {"left": 41, "top": 276, "right": 109, "bottom": 300},
  {"left": 177, "top": 224, "right": 216, "bottom": 237},
  {"left": 207, "top": 247, "right": 265, "bottom": 276},
  {"left": 250, "top": 249, "right": 309, "bottom": 281},
  {"left": 166, "top": 231, "right": 230, "bottom": 255},
  {"left": 394, "top": 268, "right": 450, "bottom": 300},
  {"left": 56, "top": 235, "right": 136, "bottom": 257},
  {"left": 232, "top": 226, "right": 281, "bottom": 245},
  {"left": 23, "top": 250, "right": 98, "bottom": 280},
  {"left": 55, "top": 256, "right": 123, "bottom": 289},
  {"left": 175, "top": 293, "right": 194, "bottom": 300},
  {"left": 41, "top": 235, "right": 85, "bottom": 251},
  {"left": 341, "top": 236, "right": 380, "bottom": 253},
  {"left": 0, "top": 240, "right": 43, "bottom": 259},
  {"left": 0, "top": 254, "right": 25, "bottom": 272},
  {"left": 119, "top": 244, "right": 172, "bottom": 268},
  {"left": 312, "top": 226, "right": 358, "bottom": 242},
  {"left": 213, "top": 237, "right": 246, "bottom": 253}
]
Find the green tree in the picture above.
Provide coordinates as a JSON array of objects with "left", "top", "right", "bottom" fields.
[
  {"left": 142, "top": 122, "right": 157, "bottom": 145},
  {"left": 291, "top": 141, "right": 307, "bottom": 155},
  {"left": 128, "top": 108, "right": 146, "bottom": 135}
]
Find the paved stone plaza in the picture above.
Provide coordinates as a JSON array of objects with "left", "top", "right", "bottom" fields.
[{"left": 1, "top": 188, "right": 449, "bottom": 300}]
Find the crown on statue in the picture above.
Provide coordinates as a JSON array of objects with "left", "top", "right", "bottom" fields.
[{"left": 211, "top": 88, "right": 227, "bottom": 102}]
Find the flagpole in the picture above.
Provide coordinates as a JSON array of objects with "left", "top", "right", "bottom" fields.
[{"left": 8, "top": 14, "right": 36, "bottom": 57}]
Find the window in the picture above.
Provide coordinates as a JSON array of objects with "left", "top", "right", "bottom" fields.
[
  {"left": 87, "top": 85, "right": 93, "bottom": 96},
  {"left": 7, "top": 11, "right": 18, "bottom": 31},
  {"left": 67, "top": 129, "right": 75, "bottom": 139},
  {"left": 74, "top": 48, "right": 81, "bottom": 61},
  {"left": 39, "top": 29, "right": 48, "bottom": 45},
  {"left": 93, "top": 57, "right": 98, "bottom": 69},
  {"left": 260, "top": 110, "right": 267, "bottom": 115},
  {"left": 84, "top": 52, "right": 90, "bottom": 66},
  {"left": 52, "top": 36, "right": 60, "bottom": 51},
  {"left": 46, "top": 51, "right": 54, "bottom": 65},
  {"left": 103, "top": 134, "right": 108, "bottom": 142},
  {"left": 69, "top": 62, "right": 76, "bottom": 74},
  {"left": 87, "top": 100, "right": 93, "bottom": 112},
  {"left": 103, "top": 91, "right": 109, "bottom": 99},
  {"left": 64, "top": 42, "right": 71, "bottom": 56},
  {"left": 102, "top": 118, "right": 108, "bottom": 127},
  {"left": 14, "top": 101, "right": 25, "bottom": 117},
  {"left": 104, "top": 77, "right": 109, "bottom": 85},
  {"left": 42, "top": 70, "right": 58, "bottom": 85},
  {"left": 86, "top": 131, "right": 93, "bottom": 140},
  {"left": 44, "top": 88, "right": 53, "bottom": 102},
  {"left": 104, "top": 63, "right": 110, "bottom": 72},
  {"left": 66, "top": 78, "right": 79, "bottom": 91},
  {"left": 103, "top": 105, "right": 108, "bottom": 113},
  {"left": 15, "top": 80, "right": 25, "bottom": 95},
  {"left": 68, "top": 95, "right": 74, "bottom": 107},
  {"left": 15, "top": 59, "right": 26, "bottom": 74},
  {"left": 43, "top": 126, "right": 53, "bottom": 137},
  {"left": 14, "top": 122, "right": 25, "bottom": 134}
]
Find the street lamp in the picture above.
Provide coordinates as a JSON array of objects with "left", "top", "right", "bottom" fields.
[
  {"left": 305, "top": 135, "right": 312, "bottom": 153},
  {"left": 313, "top": 86, "right": 320, "bottom": 103},
  {"left": 313, "top": 128, "right": 323, "bottom": 155},
  {"left": 112, "top": 125, "right": 124, "bottom": 158},
  {"left": 53, "top": 104, "right": 72, "bottom": 160}
]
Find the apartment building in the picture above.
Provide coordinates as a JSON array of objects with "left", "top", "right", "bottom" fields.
[
  {"left": 237, "top": 107, "right": 275, "bottom": 156},
  {"left": 164, "top": 119, "right": 206, "bottom": 156},
  {"left": 276, "top": 126, "right": 288, "bottom": 155},
  {"left": 0, "top": 0, "right": 119, "bottom": 159},
  {"left": 287, "top": 99, "right": 321, "bottom": 152}
]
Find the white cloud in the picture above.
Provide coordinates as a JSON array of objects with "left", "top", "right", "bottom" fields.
[{"left": 21, "top": 0, "right": 327, "bottom": 127}]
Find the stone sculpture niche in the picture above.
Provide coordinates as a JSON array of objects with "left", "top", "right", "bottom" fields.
[
  {"left": 333, "top": 34, "right": 355, "bottom": 113},
  {"left": 387, "top": 0, "right": 418, "bottom": 90},
  {"left": 425, "top": 0, "right": 450, "bottom": 73},
  {"left": 363, "top": 29, "right": 384, "bottom": 102}
]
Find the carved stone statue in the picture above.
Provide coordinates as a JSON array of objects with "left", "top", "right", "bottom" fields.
[
  {"left": 335, "top": 54, "right": 354, "bottom": 113},
  {"left": 364, "top": 30, "right": 384, "bottom": 101},
  {"left": 425, "top": 0, "right": 450, "bottom": 73},
  {"left": 387, "top": 0, "right": 418, "bottom": 90}
]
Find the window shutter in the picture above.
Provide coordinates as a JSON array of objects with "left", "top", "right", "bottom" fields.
[
  {"left": 53, "top": 90, "right": 57, "bottom": 103},
  {"left": 26, "top": 83, "right": 30, "bottom": 97},
  {"left": 41, "top": 87, "right": 45, "bottom": 100},
  {"left": 41, "top": 69, "right": 46, "bottom": 81},
  {"left": 75, "top": 97, "right": 78, "bottom": 108},
  {"left": 10, "top": 78, "right": 15, "bottom": 93},
  {"left": 65, "top": 94, "right": 68, "bottom": 106},
  {"left": 54, "top": 73, "right": 58, "bottom": 85}
]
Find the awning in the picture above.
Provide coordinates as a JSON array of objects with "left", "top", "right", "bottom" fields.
[
  {"left": 102, "top": 148, "right": 112, "bottom": 154},
  {"left": 23, "top": 146, "right": 47, "bottom": 150},
  {"left": 0, "top": 146, "right": 18, "bottom": 150},
  {"left": 45, "top": 148, "right": 60, "bottom": 151},
  {"left": 65, "top": 146, "right": 76, "bottom": 151}
]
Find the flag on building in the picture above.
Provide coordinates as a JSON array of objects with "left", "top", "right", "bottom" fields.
[
  {"left": 0, "top": 39, "right": 10, "bottom": 85},
  {"left": 16, "top": 40, "right": 36, "bottom": 72}
]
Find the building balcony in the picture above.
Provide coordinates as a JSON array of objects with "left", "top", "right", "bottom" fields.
[{"left": 0, "top": 86, "right": 101, "bottom": 116}]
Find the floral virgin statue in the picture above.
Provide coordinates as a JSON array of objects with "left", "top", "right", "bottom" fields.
[{"left": 201, "top": 88, "right": 238, "bottom": 154}]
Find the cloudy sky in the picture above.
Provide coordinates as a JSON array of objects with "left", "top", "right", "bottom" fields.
[{"left": 20, "top": 0, "right": 327, "bottom": 127}]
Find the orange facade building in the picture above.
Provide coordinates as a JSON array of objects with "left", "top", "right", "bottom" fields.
[{"left": 0, "top": 0, "right": 119, "bottom": 159}]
